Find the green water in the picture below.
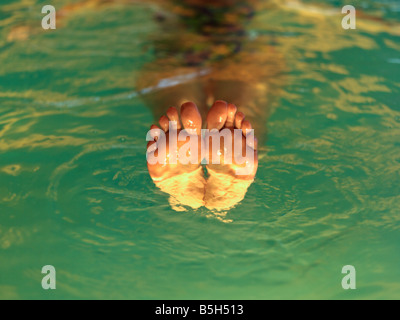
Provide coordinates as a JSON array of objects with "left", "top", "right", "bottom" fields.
[{"left": 1, "top": 0, "right": 400, "bottom": 300}]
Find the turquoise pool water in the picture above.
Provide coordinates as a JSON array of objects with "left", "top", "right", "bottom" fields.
[{"left": 0, "top": 0, "right": 399, "bottom": 299}]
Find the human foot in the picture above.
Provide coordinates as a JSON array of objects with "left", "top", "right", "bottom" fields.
[
  {"left": 146, "top": 102, "right": 206, "bottom": 210},
  {"left": 205, "top": 100, "right": 258, "bottom": 179},
  {"left": 204, "top": 100, "right": 258, "bottom": 211}
]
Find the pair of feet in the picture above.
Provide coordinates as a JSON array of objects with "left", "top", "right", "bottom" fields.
[{"left": 147, "top": 100, "right": 258, "bottom": 211}]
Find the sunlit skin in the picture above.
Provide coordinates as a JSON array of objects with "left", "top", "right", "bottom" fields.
[
  {"left": 147, "top": 101, "right": 203, "bottom": 181},
  {"left": 8, "top": 0, "right": 398, "bottom": 211},
  {"left": 205, "top": 100, "right": 258, "bottom": 180},
  {"left": 147, "top": 100, "right": 258, "bottom": 211}
]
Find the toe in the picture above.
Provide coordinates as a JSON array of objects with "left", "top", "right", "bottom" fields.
[
  {"left": 166, "top": 106, "right": 182, "bottom": 130},
  {"left": 180, "top": 101, "right": 202, "bottom": 135},
  {"left": 240, "top": 120, "right": 257, "bottom": 149},
  {"left": 149, "top": 124, "right": 161, "bottom": 141},
  {"left": 234, "top": 112, "right": 245, "bottom": 129},
  {"left": 147, "top": 124, "right": 160, "bottom": 154},
  {"left": 225, "top": 103, "right": 237, "bottom": 128},
  {"left": 147, "top": 140, "right": 157, "bottom": 153},
  {"left": 159, "top": 115, "right": 169, "bottom": 132},
  {"left": 207, "top": 100, "right": 228, "bottom": 130},
  {"left": 250, "top": 137, "right": 258, "bottom": 150},
  {"left": 241, "top": 120, "right": 252, "bottom": 136}
]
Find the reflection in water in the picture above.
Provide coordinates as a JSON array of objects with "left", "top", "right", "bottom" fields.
[
  {"left": 2, "top": 0, "right": 399, "bottom": 213},
  {"left": 0, "top": 0, "right": 400, "bottom": 300},
  {"left": 146, "top": 101, "right": 258, "bottom": 212},
  {"left": 141, "top": 1, "right": 280, "bottom": 212},
  {"left": 137, "top": 0, "right": 285, "bottom": 133}
]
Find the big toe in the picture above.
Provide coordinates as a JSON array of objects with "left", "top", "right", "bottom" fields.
[
  {"left": 180, "top": 101, "right": 202, "bottom": 135},
  {"left": 207, "top": 100, "right": 228, "bottom": 130}
]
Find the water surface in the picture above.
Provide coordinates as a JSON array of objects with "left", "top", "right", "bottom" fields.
[{"left": 0, "top": 0, "right": 399, "bottom": 299}]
